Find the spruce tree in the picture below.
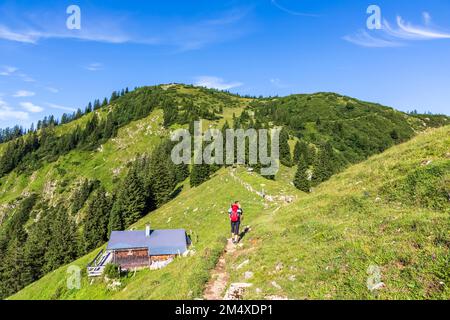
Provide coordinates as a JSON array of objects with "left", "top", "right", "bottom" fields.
[
  {"left": 148, "top": 144, "right": 176, "bottom": 206},
  {"left": 279, "top": 127, "right": 292, "bottom": 167},
  {"left": 312, "top": 142, "right": 338, "bottom": 186},
  {"left": 108, "top": 203, "right": 124, "bottom": 233},
  {"left": 0, "top": 237, "right": 27, "bottom": 298},
  {"left": 190, "top": 164, "right": 210, "bottom": 187},
  {"left": 83, "top": 187, "right": 111, "bottom": 252},
  {"left": 43, "top": 206, "right": 78, "bottom": 273},
  {"left": 293, "top": 156, "right": 310, "bottom": 192},
  {"left": 23, "top": 212, "right": 52, "bottom": 283},
  {"left": 112, "top": 165, "right": 149, "bottom": 228},
  {"left": 294, "top": 141, "right": 315, "bottom": 166}
]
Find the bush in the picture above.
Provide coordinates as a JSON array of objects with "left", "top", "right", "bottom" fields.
[{"left": 104, "top": 263, "right": 121, "bottom": 279}]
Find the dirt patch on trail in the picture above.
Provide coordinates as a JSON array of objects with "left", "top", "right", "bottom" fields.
[{"left": 203, "top": 239, "right": 236, "bottom": 300}]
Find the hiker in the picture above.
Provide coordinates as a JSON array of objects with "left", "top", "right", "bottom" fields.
[{"left": 228, "top": 201, "right": 243, "bottom": 244}]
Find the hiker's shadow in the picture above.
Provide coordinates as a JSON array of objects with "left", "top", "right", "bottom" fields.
[{"left": 238, "top": 226, "right": 250, "bottom": 243}]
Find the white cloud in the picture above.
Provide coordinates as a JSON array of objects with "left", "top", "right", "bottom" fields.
[
  {"left": 344, "top": 13, "right": 450, "bottom": 47},
  {"left": 20, "top": 102, "right": 43, "bottom": 113},
  {"left": 194, "top": 76, "right": 243, "bottom": 90},
  {"left": 46, "top": 103, "right": 76, "bottom": 112},
  {"left": 85, "top": 63, "right": 103, "bottom": 72},
  {"left": 13, "top": 90, "right": 35, "bottom": 98},
  {"left": 0, "top": 99, "right": 29, "bottom": 121}
]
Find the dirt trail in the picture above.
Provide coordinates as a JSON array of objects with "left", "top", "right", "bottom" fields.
[{"left": 203, "top": 239, "right": 236, "bottom": 300}]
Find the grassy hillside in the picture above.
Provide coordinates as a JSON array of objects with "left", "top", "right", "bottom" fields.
[
  {"left": 1, "top": 84, "right": 448, "bottom": 299},
  {"left": 11, "top": 125, "right": 449, "bottom": 300},
  {"left": 226, "top": 125, "right": 450, "bottom": 299},
  {"left": 10, "top": 168, "right": 296, "bottom": 299}
]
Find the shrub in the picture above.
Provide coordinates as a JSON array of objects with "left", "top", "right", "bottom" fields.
[{"left": 104, "top": 263, "right": 121, "bottom": 279}]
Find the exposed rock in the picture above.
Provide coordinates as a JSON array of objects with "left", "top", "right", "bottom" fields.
[
  {"left": 244, "top": 271, "right": 254, "bottom": 279},
  {"left": 271, "top": 281, "right": 282, "bottom": 290},
  {"left": 368, "top": 282, "right": 386, "bottom": 292},
  {"left": 265, "top": 295, "right": 288, "bottom": 300},
  {"left": 288, "top": 275, "right": 296, "bottom": 282},
  {"left": 236, "top": 259, "right": 250, "bottom": 270},
  {"left": 223, "top": 283, "right": 253, "bottom": 300},
  {"left": 275, "top": 262, "right": 283, "bottom": 272}
]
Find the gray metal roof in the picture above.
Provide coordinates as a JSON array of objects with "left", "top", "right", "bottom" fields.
[{"left": 107, "top": 229, "right": 188, "bottom": 256}]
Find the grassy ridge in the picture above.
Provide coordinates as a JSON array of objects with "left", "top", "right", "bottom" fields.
[{"left": 226, "top": 126, "right": 449, "bottom": 299}]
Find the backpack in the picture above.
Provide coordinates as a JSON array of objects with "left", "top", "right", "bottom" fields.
[{"left": 230, "top": 204, "right": 240, "bottom": 222}]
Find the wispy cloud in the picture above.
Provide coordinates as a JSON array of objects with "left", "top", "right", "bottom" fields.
[
  {"left": 167, "top": 8, "right": 253, "bottom": 51},
  {"left": 20, "top": 102, "right": 43, "bottom": 113},
  {"left": 0, "top": 25, "right": 37, "bottom": 44},
  {"left": 85, "top": 63, "right": 103, "bottom": 72},
  {"left": 194, "top": 76, "right": 243, "bottom": 90},
  {"left": 0, "top": 65, "right": 35, "bottom": 82},
  {"left": 13, "top": 90, "right": 35, "bottom": 98},
  {"left": 270, "top": 78, "right": 292, "bottom": 89},
  {"left": 384, "top": 16, "right": 450, "bottom": 40},
  {"left": 344, "top": 13, "right": 450, "bottom": 47},
  {"left": 343, "top": 30, "right": 402, "bottom": 48},
  {"left": 423, "top": 12, "right": 432, "bottom": 26},
  {"left": 0, "top": 7, "right": 250, "bottom": 51},
  {"left": 0, "top": 99, "right": 29, "bottom": 121},
  {"left": 45, "top": 87, "right": 59, "bottom": 93},
  {"left": 0, "top": 23, "right": 133, "bottom": 45},
  {"left": 0, "top": 65, "right": 18, "bottom": 76},
  {"left": 46, "top": 103, "right": 76, "bottom": 112},
  {"left": 270, "top": 0, "right": 320, "bottom": 18}
]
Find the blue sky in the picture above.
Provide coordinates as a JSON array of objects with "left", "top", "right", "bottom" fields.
[{"left": 1, "top": 0, "right": 450, "bottom": 128}]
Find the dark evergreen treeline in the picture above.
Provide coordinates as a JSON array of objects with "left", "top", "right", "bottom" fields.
[
  {"left": 0, "top": 88, "right": 129, "bottom": 144},
  {"left": 0, "top": 86, "right": 173, "bottom": 178}
]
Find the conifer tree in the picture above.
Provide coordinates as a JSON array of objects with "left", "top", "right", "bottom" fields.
[
  {"left": 312, "top": 142, "right": 338, "bottom": 186},
  {"left": 148, "top": 144, "right": 177, "bottom": 206},
  {"left": 112, "top": 165, "right": 149, "bottom": 228},
  {"left": 83, "top": 187, "right": 111, "bottom": 252},
  {"left": 23, "top": 212, "right": 52, "bottom": 283},
  {"left": 190, "top": 163, "right": 210, "bottom": 187},
  {"left": 108, "top": 203, "right": 123, "bottom": 233},
  {"left": 0, "top": 237, "right": 27, "bottom": 298},
  {"left": 43, "top": 206, "right": 78, "bottom": 273},
  {"left": 293, "top": 156, "right": 310, "bottom": 192},
  {"left": 294, "top": 140, "right": 315, "bottom": 165},
  {"left": 279, "top": 127, "right": 292, "bottom": 167}
]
